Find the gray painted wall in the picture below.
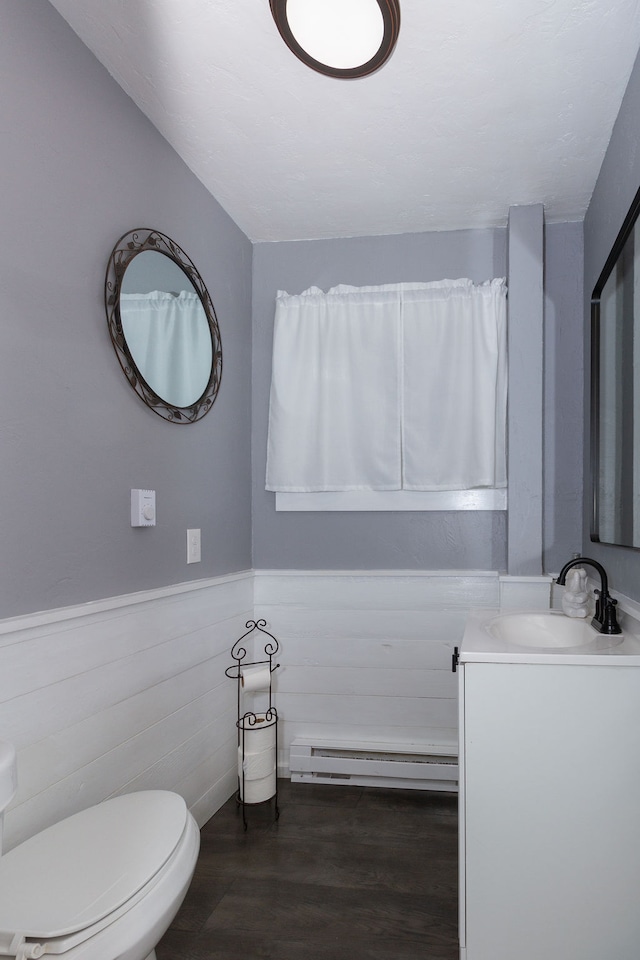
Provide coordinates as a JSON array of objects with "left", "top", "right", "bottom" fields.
[
  {"left": 507, "top": 205, "right": 545, "bottom": 576},
  {"left": 584, "top": 46, "right": 640, "bottom": 601},
  {"left": 3, "top": 1, "right": 588, "bottom": 612},
  {"left": 544, "top": 221, "right": 585, "bottom": 574},
  {"left": 0, "top": 1, "right": 252, "bottom": 618},
  {"left": 252, "top": 229, "right": 509, "bottom": 570}
]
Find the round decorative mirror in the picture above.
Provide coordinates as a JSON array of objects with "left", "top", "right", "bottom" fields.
[{"left": 105, "top": 228, "right": 222, "bottom": 423}]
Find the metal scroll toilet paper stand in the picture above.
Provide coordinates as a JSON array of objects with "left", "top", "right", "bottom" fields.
[{"left": 226, "top": 619, "right": 280, "bottom": 829}]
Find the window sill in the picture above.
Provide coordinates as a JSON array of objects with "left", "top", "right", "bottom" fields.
[{"left": 275, "top": 489, "right": 507, "bottom": 512}]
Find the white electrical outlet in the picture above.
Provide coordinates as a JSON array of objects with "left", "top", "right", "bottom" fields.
[{"left": 187, "top": 528, "right": 201, "bottom": 564}]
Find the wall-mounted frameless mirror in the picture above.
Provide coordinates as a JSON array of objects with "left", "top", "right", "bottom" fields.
[
  {"left": 591, "top": 185, "right": 640, "bottom": 547},
  {"left": 105, "top": 228, "right": 222, "bottom": 423}
]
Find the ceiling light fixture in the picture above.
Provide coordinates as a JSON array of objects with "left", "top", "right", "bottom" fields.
[{"left": 269, "top": 0, "right": 401, "bottom": 80}]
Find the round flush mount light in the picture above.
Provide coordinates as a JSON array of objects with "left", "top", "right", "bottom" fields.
[{"left": 269, "top": 0, "right": 401, "bottom": 80}]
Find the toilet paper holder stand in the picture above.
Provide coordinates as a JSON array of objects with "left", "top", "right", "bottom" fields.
[{"left": 226, "top": 619, "right": 280, "bottom": 829}]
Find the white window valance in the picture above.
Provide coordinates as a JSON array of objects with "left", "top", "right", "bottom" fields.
[{"left": 266, "top": 278, "right": 507, "bottom": 494}]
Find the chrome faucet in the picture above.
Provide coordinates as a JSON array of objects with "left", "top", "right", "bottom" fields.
[{"left": 556, "top": 557, "right": 621, "bottom": 634}]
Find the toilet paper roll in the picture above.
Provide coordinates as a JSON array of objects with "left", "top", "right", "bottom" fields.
[
  {"left": 239, "top": 769, "right": 277, "bottom": 804},
  {"left": 238, "top": 713, "right": 277, "bottom": 753},
  {"left": 238, "top": 745, "right": 276, "bottom": 781},
  {"left": 237, "top": 712, "right": 277, "bottom": 803},
  {"left": 240, "top": 663, "right": 272, "bottom": 693}
]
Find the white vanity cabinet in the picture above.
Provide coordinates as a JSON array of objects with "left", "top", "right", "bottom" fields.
[{"left": 458, "top": 610, "right": 640, "bottom": 960}]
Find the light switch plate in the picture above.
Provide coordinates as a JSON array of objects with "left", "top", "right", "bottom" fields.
[{"left": 187, "top": 528, "right": 201, "bottom": 563}]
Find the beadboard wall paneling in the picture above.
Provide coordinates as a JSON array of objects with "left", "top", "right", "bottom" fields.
[
  {"left": 255, "top": 570, "right": 501, "bottom": 609},
  {"left": 260, "top": 610, "right": 480, "bottom": 647},
  {"left": 3, "top": 568, "right": 557, "bottom": 848},
  {"left": 254, "top": 571, "right": 504, "bottom": 771},
  {"left": 279, "top": 665, "right": 458, "bottom": 699},
  {"left": 2, "top": 573, "right": 252, "bottom": 851}
]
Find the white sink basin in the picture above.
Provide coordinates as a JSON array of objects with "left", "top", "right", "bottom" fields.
[{"left": 486, "top": 612, "right": 623, "bottom": 650}]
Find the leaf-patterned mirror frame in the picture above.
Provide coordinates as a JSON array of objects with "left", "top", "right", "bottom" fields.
[{"left": 105, "top": 228, "right": 222, "bottom": 423}]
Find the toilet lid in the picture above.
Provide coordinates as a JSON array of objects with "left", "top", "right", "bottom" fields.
[{"left": 0, "top": 791, "right": 188, "bottom": 940}]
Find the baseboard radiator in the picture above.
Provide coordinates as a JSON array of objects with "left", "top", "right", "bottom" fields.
[{"left": 289, "top": 736, "right": 458, "bottom": 792}]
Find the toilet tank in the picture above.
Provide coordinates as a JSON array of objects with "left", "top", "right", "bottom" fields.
[{"left": 0, "top": 741, "right": 17, "bottom": 856}]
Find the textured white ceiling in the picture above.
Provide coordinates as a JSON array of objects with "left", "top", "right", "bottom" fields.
[{"left": 48, "top": 0, "right": 640, "bottom": 242}]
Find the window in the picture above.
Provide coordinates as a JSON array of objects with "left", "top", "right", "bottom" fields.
[{"left": 266, "top": 279, "right": 507, "bottom": 511}]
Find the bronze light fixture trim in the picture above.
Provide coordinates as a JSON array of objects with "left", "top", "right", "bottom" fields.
[{"left": 269, "top": 0, "right": 401, "bottom": 80}]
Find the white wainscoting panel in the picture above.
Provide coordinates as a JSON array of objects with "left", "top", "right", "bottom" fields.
[
  {"left": 0, "top": 572, "right": 252, "bottom": 850},
  {"left": 3, "top": 567, "right": 567, "bottom": 845},
  {"left": 254, "top": 570, "right": 502, "bottom": 774},
  {"left": 499, "top": 575, "right": 553, "bottom": 609}
]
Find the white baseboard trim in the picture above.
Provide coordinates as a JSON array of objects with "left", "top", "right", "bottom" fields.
[{"left": 190, "top": 767, "right": 238, "bottom": 828}]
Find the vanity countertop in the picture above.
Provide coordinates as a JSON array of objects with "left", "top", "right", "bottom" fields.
[{"left": 460, "top": 607, "right": 640, "bottom": 666}]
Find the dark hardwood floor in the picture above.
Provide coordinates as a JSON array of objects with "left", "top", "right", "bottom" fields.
[{"left": 157, "top": 779, "right": 459, "bottom": 960}]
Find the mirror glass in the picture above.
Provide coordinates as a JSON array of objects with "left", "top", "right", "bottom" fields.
[
  {"left": 105, "top": 230, "right": 222, "bottom": 423},
  {"left": 120, "top": 252, "right": 213, "bottom": 408},
  {"left": 591, "top": 187, "right": 640, "bottom": 547}
]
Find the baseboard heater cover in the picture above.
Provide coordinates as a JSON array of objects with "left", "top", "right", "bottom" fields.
[{"left": 289, "top": 737, "right": 458, "bottom": 792}]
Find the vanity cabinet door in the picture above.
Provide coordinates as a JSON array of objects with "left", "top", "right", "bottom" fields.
[{"left": 459, "top": 661, "right": 640, "bottom": 960}]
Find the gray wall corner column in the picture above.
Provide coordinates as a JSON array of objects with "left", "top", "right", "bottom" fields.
[{"left": 507, "top": 204, "right": 545, "bottom": 575}]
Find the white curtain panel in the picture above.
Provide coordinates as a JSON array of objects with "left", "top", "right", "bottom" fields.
[
  {"left": 402, "top": 278, "right": 507, "bottom": 490},
  {"left": 120, "top": 291, "right": 212, "bottom": 408},
  {"left": 266, "top": 286, "right": 402, "bottom": 491},
  {"left": 266, "top": 279, "right": 507, "bottom": 493}
]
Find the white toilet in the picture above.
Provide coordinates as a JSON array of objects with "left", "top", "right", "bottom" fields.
[{"left": 0, "top": 740, "right": 200, "bottom": 960}]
